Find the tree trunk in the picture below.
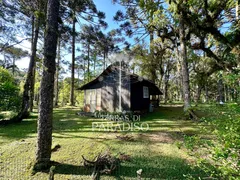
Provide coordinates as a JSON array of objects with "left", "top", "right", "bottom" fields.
[
  {"left": 175, "top": 39, "right": 183, "bottom": 102},
  {"left": 35, "top": 0, "right": 59, "bottom": 167},
  {"left": 12, "top": 58, "right": 15, "bottom": 75},
  {"left": 179, "top": 16, "right": 191, "bottom": 111},
  {"left": 164, "top": 62, "right": 170, "bottom": 104},
  {"left": 87, "top": 42, "right": 90, "bottom": 82},
  {"left": 224, "top": 85, "right": 228, "bottom": 102},
  {"left": 93, "top": 53, "right": 96, "bottom": 76},
  {"left": 236, "top": 0, "right": 239, "bottom": 20},
  {"left": 54, "top": 37, "right": 60, "bottom": 107},
  {"left": 29, "top": 63, "right": 36, "bottom": 112},
  {"left": 77, "top": 67, "right": 80, "bottom": 85},
  {"left": 164, "top": 76, "right": 169, "bottom": 104},
  {"left": 83, "top": 58, "right": 86, "bottom": 82},
  {"left": 234, "top": 82, "right": 238, "bottom": 102},
  {"left": 218, "top": 73, "right": 224, "bottom": 103},
  {"left": 205, "top": 84, "right": 209, "bottom": 103},
  {"left": 195, "top": 85, "right": 202, "bottom": 102},
  {"left": 70, "top": 10, "right": 76, "bottom": 106},
  {"left": 103, "top": 51, "right": 106, "bottom": 71},
  {"left": 21, "top": 15, "right": 40, "bottom": 117},
  {"left": 149, "top": 31, "right": 156, "bottom": 83},
  {"left": 29, "top": 15, "right": 38, "bottom": 112}
]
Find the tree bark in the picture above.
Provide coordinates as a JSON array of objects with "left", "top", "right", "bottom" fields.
[
  {"left": 236, "top": 0, "right": 239, "bottom": 20},
  {"left": 218, "top": 73, "right": 224, "bottom": 103},
  {"left": 29, "top": 16, "right": 37, "bottom": 112},
  {"left": 234, "top": 82, "right": 238, "bottom": 102},
  {"left": 195, "top": 85, "right": 202, "bottom": 102},
  {"left": 93, "top": 53, "right": 96, "bottom": 76},
  {"left": 164, "top": 62, "right": 170, "bottom": 104},
  {"left": 21, "top": 15, "right": 40, "bottom": 117},
  {"left": 224, "top": 85, "right": 228, "bottom": 102},
  {"left": 103, "top": 51, "right": 106, "bottom": 71},
  {"left": 12, "top": 58, "right": 15, "bottom": 75},
  {"left": 36, "top": 0, "right": 59, "bottom": 167},
  {"left": 70, "top": 9, "right": 76, "bottom": 106},
  {"left": 87, "top": 42, "right": 90, "bottom": 82},
  {"left": 83, "top": 58, "right": 86, "bottom": 82},
  {"left": 29, "top": 63, "right": 36, "bottom": 112},
  {"left": 205, "top": 84, "right": 209, "bottom": 103},
  {"left": 179, "top": 16, "right": 191, "bottom": 111},
  {"left": 175, "top": 38, "right": 183, "bottom": 102},
  {"left": 54, "top": 36, "right": 60, "bottom": 107},
  {"left": 149, "top": 31, "right": 156, "bottom": 83}
]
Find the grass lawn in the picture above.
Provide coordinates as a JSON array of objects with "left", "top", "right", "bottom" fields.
[{"left": 0, "top": 105, "right": 208, "bottom": 179}]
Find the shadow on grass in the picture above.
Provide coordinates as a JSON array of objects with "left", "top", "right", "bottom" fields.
[
  {"left": 54, "top": 163, "right": 92, "bottom": 175},
  {"left": 0, "top": 114, "right": 38, "bottom": 142},
  {"left": 0, "top": 106, "right": 202, "bottom": 143},
  {"left": 48, "top": 154, "right": 207, "bottom": 179}
]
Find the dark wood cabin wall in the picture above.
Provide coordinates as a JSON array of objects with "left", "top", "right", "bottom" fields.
[
  {"left": 100, "top": 70, "right": 131, "bottom": 112},
  {"left": 131, "top": 82, "right": 150, "bottom": 111}
]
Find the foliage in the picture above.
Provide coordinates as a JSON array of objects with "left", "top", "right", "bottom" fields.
[
  {"left": 0, "top": 67, "right": 21, "bottom": 112},
  {"left": 183, "top": 104, "right": 240, "bottom": 179},
  {"left": 58, "top": 78, "right": 71, "bottom": 106},
  {"left": 75, "top": 90, "right": 84, "bottom": 107}
]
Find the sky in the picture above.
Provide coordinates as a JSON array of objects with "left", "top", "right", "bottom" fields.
[{"left": 15, "top": 0, "right": 126, "bottom": 71}]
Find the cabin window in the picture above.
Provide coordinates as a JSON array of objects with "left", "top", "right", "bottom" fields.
[
  {"left": 143, "top": 86, "right": 149, "bottom": 98},
  {"left": 96, "top": 89, "right": 101, "bottom": 106},
  {"left": 86, "top": 89, "right": 101, "bottom": 106},
  {"left": 85, "top": 90, "right": 91, "bottom": 104}
]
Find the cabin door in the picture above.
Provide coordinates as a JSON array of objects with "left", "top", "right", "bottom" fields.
[{"left": 90, "top": 89, "right": 96, "bottom": 112}]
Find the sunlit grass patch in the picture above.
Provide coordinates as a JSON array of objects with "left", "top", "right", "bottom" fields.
[{"left": 0, "top": 105, "right": 210, "bottom": 179}]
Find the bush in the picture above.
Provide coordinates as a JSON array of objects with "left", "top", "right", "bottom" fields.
[
  {"left": 0, "top": 67, "right": 21, "bottom": 112},
  {"left": 183, "top": 104, "right": 240, "bottom": 179}
]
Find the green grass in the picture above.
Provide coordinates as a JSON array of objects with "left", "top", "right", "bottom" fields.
[{"left": 0, "top": 106, "right": 208, "bottom": 179}]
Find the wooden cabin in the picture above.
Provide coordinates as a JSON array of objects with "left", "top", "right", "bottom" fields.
[{"left": 78, "top": 64, "right": 162, "bottom": 112}]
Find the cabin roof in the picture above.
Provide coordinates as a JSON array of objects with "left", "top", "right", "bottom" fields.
[{"left": 78, "top": 64, "right": 163, "bottom": 95}]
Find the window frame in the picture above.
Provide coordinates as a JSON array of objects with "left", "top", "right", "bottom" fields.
[{"left": 143, "top": 86, "right": 149, "bottom": 98}]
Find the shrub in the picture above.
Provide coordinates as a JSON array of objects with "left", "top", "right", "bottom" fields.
[
  {"left": 0, "top": 67, "right": 21, "bottom": 112},
  {"left": 183, "top": 104, "right": 240, "bottom": 179}
]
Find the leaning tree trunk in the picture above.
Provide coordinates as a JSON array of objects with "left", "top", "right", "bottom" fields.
[
  {"left": 70, "top": 9, "right": 76, "bottom": 106},
  {"left": 179, "top": 16, "right": 191, "bottom": 111},
  {"left": 21, "top": 15, "right": 40, "bottom": 118},
  {"left": 35, "top": 0, "right": 59, "bottom": 168}
]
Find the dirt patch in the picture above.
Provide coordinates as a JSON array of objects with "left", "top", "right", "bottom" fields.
[
  {"left": 116, "top": 135, "right": 134, "bottom": 141},
  {"left": 119, "top": 153, "right": 131, "bottom": 161},
  {"left": 139, "top": 132, "right": 175, "bottom": 143}
]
